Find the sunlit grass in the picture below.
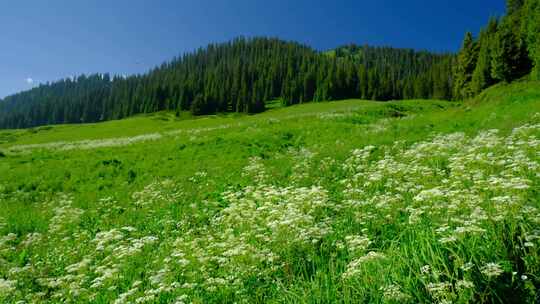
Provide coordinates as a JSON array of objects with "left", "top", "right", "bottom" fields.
[{"left": 0, "top": 81, "right": 539, "bottom": 303}]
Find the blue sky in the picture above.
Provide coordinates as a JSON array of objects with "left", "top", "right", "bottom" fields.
[{"left": 0, "top": 0, "right": 506, "bottom": 98}]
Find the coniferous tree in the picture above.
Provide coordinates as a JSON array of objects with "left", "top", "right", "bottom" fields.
[
  {"left": 507, "top": 0, "right": 525, "bottom": 14},
  {"left": 471, "top": 18, "right": 498, "bottom": 95},
  {"left": 357, "top": 65, "right": 368, "bottom": 99},
  {"left": 491, "top": 21, "right": 524, "bottom": 82},
  {"left": 523, "top": 0, "right": 540, "bottom": 79},
  {"left": 190, "top": 94, "right": 207, "bottom": 115},
  {"left": 454, "top": 32, "right": 479, "bottom": 99}
]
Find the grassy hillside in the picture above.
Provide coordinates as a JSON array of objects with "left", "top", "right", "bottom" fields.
[{"left": 0, "top": 81, "right": 539, "bottom": 303}]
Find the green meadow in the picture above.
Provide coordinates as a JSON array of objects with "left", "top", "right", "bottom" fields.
[{"left": 1, "top": 80, "right": 540, "bottom": 303}]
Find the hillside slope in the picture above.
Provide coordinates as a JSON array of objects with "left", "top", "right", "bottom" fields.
[
  {"left": 0, "top": 81, "right": 539, "bottom": 303},
  {"left": 0, "top": 37, "right": 453, "bottom": 129}
]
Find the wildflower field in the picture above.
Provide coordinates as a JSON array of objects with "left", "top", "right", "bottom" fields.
[{"left": 1, "top": 81, "right": 540, "bottom": 303}]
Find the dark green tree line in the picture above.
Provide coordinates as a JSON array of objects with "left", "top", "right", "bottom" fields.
[
  {"left": 0, "top": 37, "right": 453, "bottom": 129},
  {"left": 454, "top": 0, "right": 539, "bottom": 98}
]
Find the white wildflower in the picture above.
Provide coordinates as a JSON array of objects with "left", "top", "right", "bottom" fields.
[
  {"left": 344, "top": 235, "right": 372, "bottom": 253},
  {"left": 456, "top": 280, "right": 474, "bottom": 290},
  {"left": 0, "top": 278, "right": 16, "bottom": 294},
  {"left": 381, "top": 284, "right": 410, "bottom": 301},
  {"left": 481, "top": 263, "right": 504, "bottom": 278}
]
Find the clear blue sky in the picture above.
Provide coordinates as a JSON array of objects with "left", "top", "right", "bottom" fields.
[{"left": 0, "top": 0, "right": 506, "bottom": 98}]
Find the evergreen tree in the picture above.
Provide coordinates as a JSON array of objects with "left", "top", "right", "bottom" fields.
[
  {"left": 523, "top": 0, "right": 540, "bottom": 79},
  {"left": 507, "top": 0, "right": 525, "bottom": 15},
  {"left": 471, "top": 18, "right": 498, "bottom": 95},
  {"left": 491, "top": 21, "right": 525, "bottom": 82},
  {"left": 453, "top": 32, "right": 478, "bottom": 99},
  {"left": 190, "top": 94, "right": 207, "bottom": 115}
]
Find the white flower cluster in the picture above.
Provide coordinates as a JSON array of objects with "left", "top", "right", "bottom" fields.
[
  {"left": 131, "top": 179, "right": 182, "bottom": 208},
  {"left": 0, "top": 118, "right": 538, "bottom": 303},
  {"left": 381, "top": 284, "right": 410, "bottom": 302},
  {"left": 342, "top": 251, "right": 386, "bottom": 279},
  {"left": 8, "top": 133, "right": 163, "bottom": 154},
  {"left": 341, "top": 123, "right": 540, "bottom": 245},
  {"left": 166, "top": 123, "right": 235, "bottom": 136},
  {"left": 288, "top": 148, "right": 316, "bottom": 184},
  {"left": 241, "top": 156, "right": 268, "bottom": 183},
  {"left": 46, "top": 194, "right": 84, "bottom": 234},
  {"left": 481, "top": 263, "right": 504, "bottom": 279},
  {"left": 336, "top": 121, "right": 540, "bottom": 301},
  {"left": 0, "top": 278, "right": 17, "bottom": 295}
]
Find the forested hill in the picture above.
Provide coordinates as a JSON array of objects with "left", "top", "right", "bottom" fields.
[
  {"left": 0, "top": 38, "right": 453, "bottom": 129},
  {"left": 328, "top": 44, "right": 453, "bottom": 99},
  {"left": 1, "top": 0, "right": 538, "bottom": 130},
  {"left": 453, "top": 0, "right": 539, "bottom": 99}
]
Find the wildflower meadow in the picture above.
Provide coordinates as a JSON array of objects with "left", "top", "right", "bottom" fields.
[{"left": 0, "top": 81, "right": 539, "bottom": 303}]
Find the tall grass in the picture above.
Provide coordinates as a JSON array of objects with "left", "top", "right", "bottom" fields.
[{"left": 0, "top": 81, "right": 539, "bottom": 303}]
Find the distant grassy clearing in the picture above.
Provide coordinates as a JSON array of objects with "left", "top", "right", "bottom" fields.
[{"left": 0, "top": 99, "right": 450, "bottom": 152}]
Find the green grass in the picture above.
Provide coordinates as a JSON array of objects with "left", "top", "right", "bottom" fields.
[{"left": 0, "top": 80, "right": 539, "bottom": 303}]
